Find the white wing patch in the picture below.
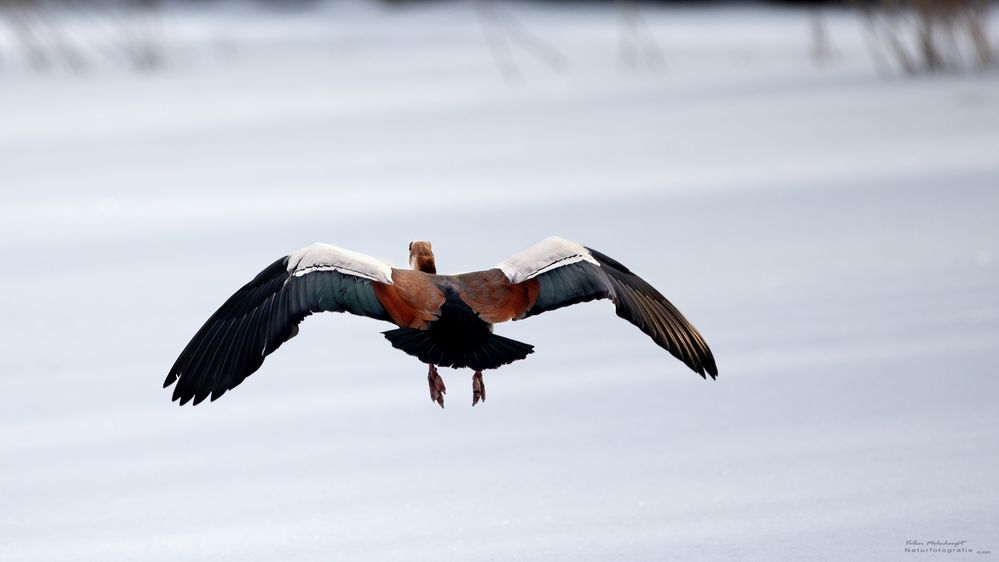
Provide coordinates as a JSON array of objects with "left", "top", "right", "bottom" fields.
[
  {"left": 287, "top": 243, "right": 394, "bottom": 285},
  {"left": 497, "top": 236, "right": 600, "bottom": 284}
]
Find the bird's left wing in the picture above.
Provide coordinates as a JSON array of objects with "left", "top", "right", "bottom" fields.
[
  {"left": 164, "top": 243, "right": 396, "bottom": 405},
  {"left": 496, "top": 237, "right": 718, "bottom": 379}
]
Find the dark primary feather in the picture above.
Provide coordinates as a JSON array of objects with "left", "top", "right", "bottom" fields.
[
  {"left": 521, "top": 248, "right": 717, "bottom": 379},
  {"left": 586, "top": 247, "right": 717, "bottom": 379},
  {"left": 164, "top": 257, "right": 392, "bottom": 405}
]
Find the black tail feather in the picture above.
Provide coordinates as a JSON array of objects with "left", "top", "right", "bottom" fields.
[{"left": 383, "top": 328, "right": 533, "bottom": 370}]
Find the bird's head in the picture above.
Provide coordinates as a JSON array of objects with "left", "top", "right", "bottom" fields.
[{"left": 408, "top": 240, "right": 436, "bottom": 274}]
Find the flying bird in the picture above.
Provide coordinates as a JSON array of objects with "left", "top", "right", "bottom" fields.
[{"left": 165, "top": 237, "right": 717, "bottom": 407}]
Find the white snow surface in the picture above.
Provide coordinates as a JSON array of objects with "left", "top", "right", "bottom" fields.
[{"left": 1, "top": 2, "right": 998, "bottom": 561}]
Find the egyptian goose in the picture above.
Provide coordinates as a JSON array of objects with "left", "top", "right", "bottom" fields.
[{"left": 165, "top": 237, "right": 717, "bottom": 407}]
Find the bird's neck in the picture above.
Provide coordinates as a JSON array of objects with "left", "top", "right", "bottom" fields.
[{"left": 412, "top": 254, "right": 437, "bottom": 274}]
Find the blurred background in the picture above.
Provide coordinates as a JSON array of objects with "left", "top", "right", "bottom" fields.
[{"left": 1, "top": 1, "right": 997, "bottom": 560}]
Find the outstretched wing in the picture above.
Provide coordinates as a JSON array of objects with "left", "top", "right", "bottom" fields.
[
  {"left": 165, "top": 243, "right": 396, "bottom": 405},
  {"left": 496, "top": 237, "right": 718, "bottom": 379}
]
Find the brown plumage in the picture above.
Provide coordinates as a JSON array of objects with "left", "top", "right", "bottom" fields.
[
  {"left": 164, "top": 237, "right": 717, "bottom": 407},
  {"left": 372, "top": 271, "right": 444, "bottom": 330}
]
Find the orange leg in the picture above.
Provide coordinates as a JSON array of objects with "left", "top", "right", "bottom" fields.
[
  {"left": 428, "top": 364, "right": 446, "bottom": 408},
  {"left": 472, "top": 371, "right": 486, "bottom": 406}
]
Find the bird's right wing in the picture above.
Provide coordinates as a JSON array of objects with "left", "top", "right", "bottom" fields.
[
  {"left": 496, "top": 237, "right": 717, "bottom": 379},
  {"left": 164, "top": 243, "right": 398, "bottom": 405}
]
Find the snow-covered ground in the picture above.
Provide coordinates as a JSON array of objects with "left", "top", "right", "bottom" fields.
[{"left": 1, "top": 2, "right": 998, "bottom": 560}]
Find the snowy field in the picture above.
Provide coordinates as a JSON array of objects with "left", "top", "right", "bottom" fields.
[{"left": 2, "top": 2, "right": 998, "bottom": 560}]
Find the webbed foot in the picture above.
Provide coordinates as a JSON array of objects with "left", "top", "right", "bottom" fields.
[
  {"left": 428, "top": 364, "right": 446, "bottom": 408},
  {"left": 472, "top": 371, "right": 486, "bottom": 406}
]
